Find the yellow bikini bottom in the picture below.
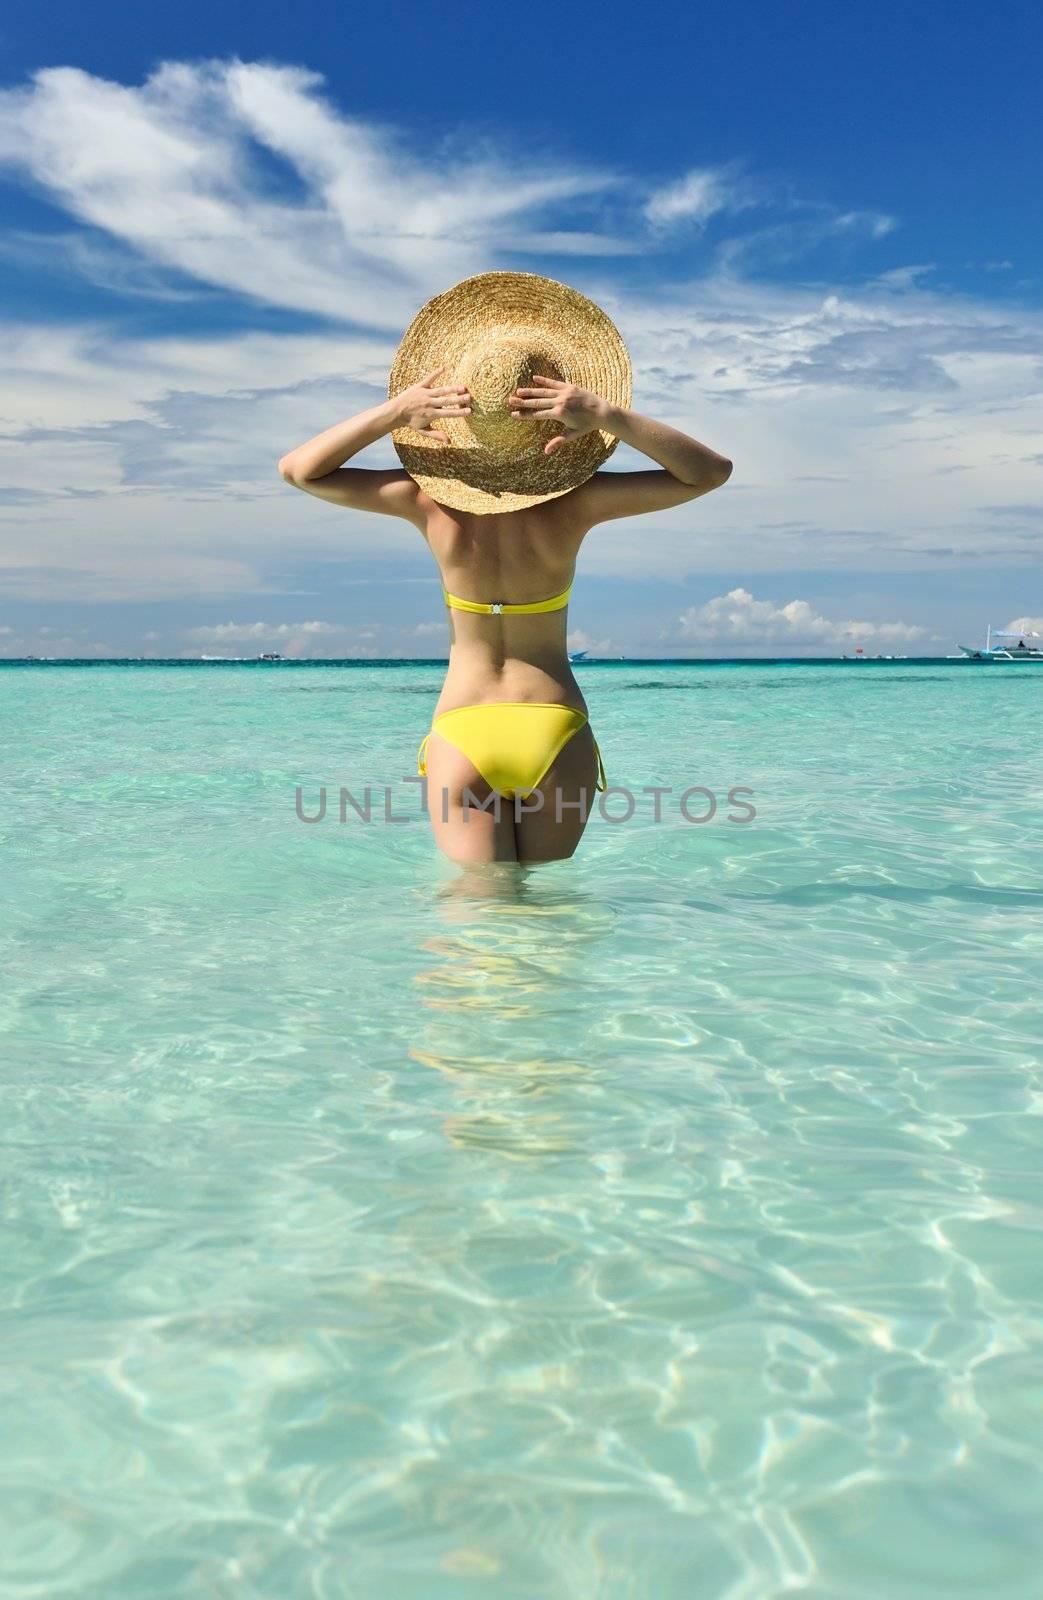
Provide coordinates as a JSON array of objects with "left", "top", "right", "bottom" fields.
[{"left": 417, "top": 701, "right": 607, "bottom": 800}]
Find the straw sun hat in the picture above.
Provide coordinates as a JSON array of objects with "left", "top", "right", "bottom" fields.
[{"left": 387, "top": 271, "right": 632, "bottom": 514}]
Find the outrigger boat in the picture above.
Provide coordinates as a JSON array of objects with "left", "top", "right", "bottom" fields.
[{"left": 957, "top": 626, "right": 1043, "bottom": 662}]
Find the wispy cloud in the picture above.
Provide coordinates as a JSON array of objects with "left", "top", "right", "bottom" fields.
[
  {"left": 0, "top": 228, "right": 209, "bottom": 301},
  {"left": 867, "top": 264, "right": 935, "bottom": 292},
  {"left": 0, "top": 64, "right": 896, "bottom": 321},
  {"left": 0, "top": 61, "right": 620, "bottom": 327},
  {"left": 833, "top": 210, "right": 897, "bottom": 240},
  {"left": 644, "top": 164, "right": 747, "bottom": 229},
  {"left": 713, "top": 207, "right": 898, "bottom": 276}
]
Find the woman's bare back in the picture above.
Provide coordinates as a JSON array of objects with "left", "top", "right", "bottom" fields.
[{"left": 419, "top": 491, "right": 590, "bottom": 716}]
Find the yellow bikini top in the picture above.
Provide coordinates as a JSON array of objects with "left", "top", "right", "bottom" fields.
[{"left": 442, "top": 581, "right": 572, "bottom": 616}]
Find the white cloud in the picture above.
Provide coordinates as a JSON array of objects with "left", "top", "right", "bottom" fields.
[
  {"left": 643, "top": 162, "right": 895, "bottom": 272},
  {"left": 834, "top": 211, "right": 897, "bottom": 240},
  {"left": 870, "top": 264, "right": 936, "bottom": 290},
  {"left": 644, "top": 165, "right": 739, "bottom": 229},
  {"left": 672, "top": 587, "right": 926, "bottom": 653},
  {"left": 183, "top": 618, "right": 365, "bottom": 659},
  {"left": 566, "top": 629, "right": 614, "bottom": 655},
  {"left": 0, "top": 62, "right": 619, "bottom": 326},
  {"left": 1006, "top": 616, "right": 1043, "bottom": 635}
]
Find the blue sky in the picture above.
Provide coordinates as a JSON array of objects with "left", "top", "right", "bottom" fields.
[{"left": 1, "top": 1, "right": 1040, "bottom": 657}]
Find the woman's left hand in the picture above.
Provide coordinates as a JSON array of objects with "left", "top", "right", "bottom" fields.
[{"left": 508, "top": 375, "right": 610, "bottom": 456}]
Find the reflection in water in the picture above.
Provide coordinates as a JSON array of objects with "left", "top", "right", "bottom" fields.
[
  {"left": 411, "top": 866, "right": 617, "bottom": 1156},
  {"left": 434, "top": 862, "right": 537, "bottom": 905}
]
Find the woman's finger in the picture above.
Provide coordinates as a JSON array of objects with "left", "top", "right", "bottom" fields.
[
  {"left": 430, "top": 386, "right": 468, "bottom": 397},
  {"left": 421, "top": 364, "right": 447, "bottom": 384},
  {"left": 509, "top": 397, "right": 557, "bottom": 411},
  {"left": 433, "top": 404, "right": 471, "bottom": 416},
  {"left": 512, "top": 385, "right": 562, "bottom": 397},
  {"left": 417, "top": 427, "right": 450, "bottom": 443},
  {"left": 528, "top": 374, "right": 565, "bottom": 387}
]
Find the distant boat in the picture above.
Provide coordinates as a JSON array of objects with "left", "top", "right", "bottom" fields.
[
  {"left": 257, "top": 652, "right": 283, "bottom": 661},
  {"left": 841, "top": 648, "right": 907, "bottom": 660},
  {"left": 958, "top": 625, "right": 1043, "bottom": 662},
  {"left": 568, "top": 648, "right": 588, "bottom": 662}
]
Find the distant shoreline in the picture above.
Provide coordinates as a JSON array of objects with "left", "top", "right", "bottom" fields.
[{"left": 0, "top": 656, "right": 1005, "bottom": 668}]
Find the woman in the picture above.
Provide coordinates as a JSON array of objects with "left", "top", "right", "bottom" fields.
[{"left": 278, "top": 272, "right": 732, "bottom": 867}]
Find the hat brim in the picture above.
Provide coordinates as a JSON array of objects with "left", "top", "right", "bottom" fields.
[{"left": 388, "top": 271, "right": 632, "bottom": 515}]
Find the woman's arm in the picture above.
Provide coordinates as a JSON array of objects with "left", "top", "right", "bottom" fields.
[
  {"left": 277, "top": 368, "right": 470, "bottom": 519},
  {"left": 596, "top": 406, "right": 732, "bottom": 487},
  {"left": 509, "top": 375, "right": 732, "bottom": 525}
]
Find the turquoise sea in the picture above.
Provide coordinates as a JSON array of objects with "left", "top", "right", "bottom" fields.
[{"left": 2, "top": 659, "right": 1042, "bottom": 1599}]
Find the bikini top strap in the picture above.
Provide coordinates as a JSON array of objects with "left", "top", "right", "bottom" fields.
[{"left": 442, "top": 582, "right": 572, "bottom": 615}]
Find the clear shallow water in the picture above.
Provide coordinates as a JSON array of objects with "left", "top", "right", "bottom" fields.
[{"left": 1, "top": 660, "right": 1042, "bottom": 1599}]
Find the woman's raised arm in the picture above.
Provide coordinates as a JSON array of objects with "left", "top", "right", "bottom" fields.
[
  {"left": 277, "top": 368, "right": 470, "bottom": 519},
  {"left": 509, "top": 375, "right": 732, "bottom": 526}
]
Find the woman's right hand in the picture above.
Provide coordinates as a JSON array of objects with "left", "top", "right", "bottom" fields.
[{"left": 391, "top": 366, "right": 471, "bottom": 443}]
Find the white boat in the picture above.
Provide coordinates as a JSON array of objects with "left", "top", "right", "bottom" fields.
[{"left": 957, "top": 626, "right": 1043, "bottom": 662}]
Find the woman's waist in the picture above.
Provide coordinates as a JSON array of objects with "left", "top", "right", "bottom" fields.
[{"left": 434, "top": 655, "right": 587, "bottom": 718}]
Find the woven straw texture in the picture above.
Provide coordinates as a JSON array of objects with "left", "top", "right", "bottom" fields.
[{"left": 388, "top": 271, "right": 632, "bottom": 514}]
